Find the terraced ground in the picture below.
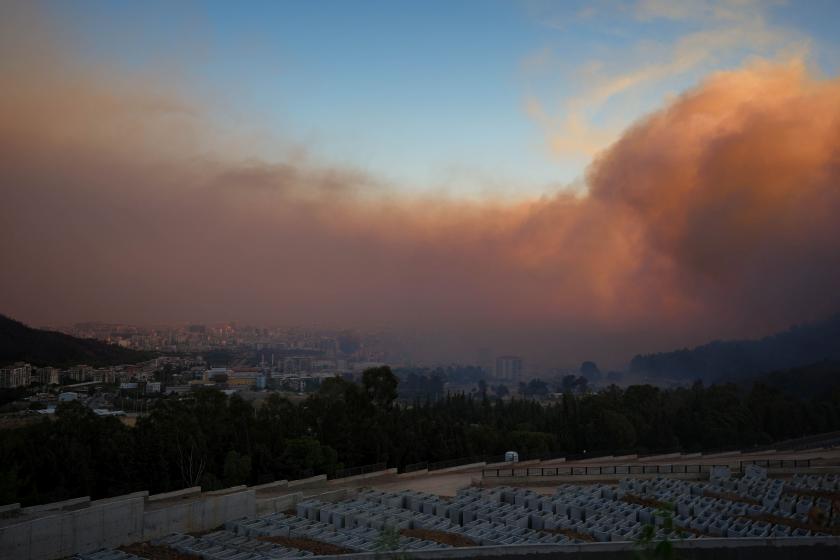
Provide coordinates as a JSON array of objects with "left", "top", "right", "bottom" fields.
[{"left": 73, "top": 470, "right": 840, "bottom": 559}]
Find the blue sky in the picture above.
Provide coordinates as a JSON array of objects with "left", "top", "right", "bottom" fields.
[{"left": 49, "top": 0, "right": 840, "bottom": 198}]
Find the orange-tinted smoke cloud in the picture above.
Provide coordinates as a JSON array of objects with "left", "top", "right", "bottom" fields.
[{"left": 2, "top": 6, "right": 839, "bottom": 365}]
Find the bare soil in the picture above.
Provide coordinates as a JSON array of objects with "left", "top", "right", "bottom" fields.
[
  {"left": 399, "top": 528, "right": 477, "bottom": 547},
  {"left": 541, "top": 527, "right": 596, "bottom": 542},
  {"left": 257, "top": 535, "right": 353, "bottom": 555},
  {"left": 119, "top": 542, "right": 200, "bottom": 560},
  {"left": 703, "top": 490, "right": 761, "bottom": 506},
  {"left": 620, "top": 493, "right": 673, "bottom": 510}
]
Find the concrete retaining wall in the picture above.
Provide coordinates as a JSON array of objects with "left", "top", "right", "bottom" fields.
[
  {"left": 1, "top": 493, "right": 145, "bottom": 560},
  {"left": 251, "top": 479, "right": 289, "bottom": 492},
  {"left": 483, "top": 472, "right": 709, "bottom": 485},
  {"left": 334, "top": 537, "right": 840, "bottom": 560},
  {"left": 142, "top": 488, "right": 255, "bottom": 540},
  {"left": 0, "top": 504, "right": 20, "bottom": 517},
  {"left": 611, "top": 454, "right": 638, "bottom": 461},
  {"left": 21, "top": 496, "right": 90, "bottom": 514},
  {"left": 431, "top": 462, "right": 486, "bottom": 473},
  {"left": 146, "top": 486, "right": 200, "bottom": 502},
  {"left": 1, "top": 485, "right": 258, "bottom": 560},
  {"left": 256, "top": 491, "right": 303, "bottom": 516},
  {"left": 640, "top": 452, "right": 682, "bottom": 462},
  {"left": 397, "top": 468, "right": 429, "bottom": 478},
  {"left": 485, "top": 459, "right": 543, "bottom": 469},
  {"left": 287, "top": 474, "right": 327, "bottom": 488},
  {"left": 327, "top": 468, "right": 397, "bottom": 485}
]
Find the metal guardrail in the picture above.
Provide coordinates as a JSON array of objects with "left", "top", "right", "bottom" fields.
[
  {"left": 330, "top": 462, "right": 387, "bottom": 480},
  {"left": 402, "top": 461, "right": 429, "bottom": 474},
  {"left": 739, "top": 459, "right": 812, "bottom": 470},
  {"left": 482, "top": 459, "right": 812, "bottom": 478},
  {"left": 402, "top": 454, "right": 507, "bottom": 473},
  {"left": 400, "top": 439, "right": 826, "bottom": 476},
  {"left": 428, "top": 456, "right": 485, "bottom": 471}
]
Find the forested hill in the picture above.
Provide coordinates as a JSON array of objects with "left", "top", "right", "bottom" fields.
[
  {"left": 747, "top": 360, "right": 840, "bottom": 400},
  {"left": 0, "top": 314, "right": 153, "bottom": 367},
  {"left": 628, "top": 314, "right": 840, "bottom": 383}
]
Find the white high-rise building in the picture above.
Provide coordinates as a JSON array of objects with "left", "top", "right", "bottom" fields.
[{"left": 495, "top": 356, "right": 522, "bottom": 381}]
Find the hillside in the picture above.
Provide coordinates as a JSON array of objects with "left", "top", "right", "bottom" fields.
[
  {"left": 749, "top": 360, "right": 840, "bottom": 400},
  {"left": 0, "top": 314, "right": 153, "bottom": 367},
  {"left": 628, "top": 314, "right": 840, "bottom": 382}
]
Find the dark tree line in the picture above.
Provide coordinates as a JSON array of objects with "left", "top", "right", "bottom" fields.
[
  {"left": 630, "top": 314, "right": 840, "bottom": 382},
  {"left": 2, "top": 365, "right": 840, "bottom": 507}
]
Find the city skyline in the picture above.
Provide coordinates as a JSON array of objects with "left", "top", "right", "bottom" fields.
[{"left": 2, "top": 1, "right": 840, "bottom": 366}]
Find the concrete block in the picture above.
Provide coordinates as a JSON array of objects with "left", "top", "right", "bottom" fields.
[
  {"left": 675, "top": 499, "right": 692, "bottom": 517},
  {"left": 384, "top": 494, "right": 404, "bottom": 508},
  {"left": 744, "top": 464, "right": 768, "bottom": 480},
  {"left": 795, "top": 498, "right": 813, "bottom": 515},
  {"left": 726, "top": 520, "right": 750, "bottom": 537},
  {"left": 446, "top": 504, "right": 462, "bottom": 524},
  {"left": 762, "top": 495, "right": 779, "bottom": 510},
  {"left": 749, "top": 521, "right": 771, "bottom": 537},
  {"left": 529, "top": 511, "right": 550, "bottom": 530},
  {"left": 708, "top": 517, "right": 730, "bottom": 536},
  {"left": 791, "top": 528, "right": 811, "bottom": 537}
]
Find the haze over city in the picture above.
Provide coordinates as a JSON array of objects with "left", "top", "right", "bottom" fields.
[
  {"left": 6, "top": 3, "right": 840, "bottom": 559},
  {"left": 3, "top": 0, "right": 840, "bottom": 367}
]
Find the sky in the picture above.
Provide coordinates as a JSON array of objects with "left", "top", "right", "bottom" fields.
[
  {"left": 42, "top": 0, "right": 840, "bottom": 196},
  {"left": 2, "top": 1, "right": 840, "bottom": 368}
]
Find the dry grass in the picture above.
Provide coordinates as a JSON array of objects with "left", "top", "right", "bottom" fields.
[
  {"left": 737, "top": 512, "right": 840, "bottom": 536},
  {"left": 784, "top": 487, "right": 840, "bottom": 500},
  {"left": 620, "top": 493, "right": 673, "bottom": 510},
  {"left": 672, "top": 525, "right": 714, "bottom": 538},
  {"left": 119, "top": 543, "right": 200, "bottom": 560},
  {"left": 400, "top": 528, "right": 477, "bottom": 547},
  {"left": 256, "top": 535, "right": 353, "bottom": 555},
  {"left": 541, "top": 527, "right": 596, "bottom": 542},
  {"left": 703, "top": 490, "right": 761, "bottom": 506}
]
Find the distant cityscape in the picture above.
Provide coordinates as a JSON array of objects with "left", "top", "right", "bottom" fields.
[{"left": 0, "top": 321, "right": 604, "bottom": 424}]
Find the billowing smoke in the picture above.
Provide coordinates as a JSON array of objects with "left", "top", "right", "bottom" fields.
[{"left": 2, "top": 5, "right": 839, "bottom": 366}]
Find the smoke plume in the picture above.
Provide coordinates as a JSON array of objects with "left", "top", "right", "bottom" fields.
[{"left": 2, "top": 5, "right": 839, "bottom": 366}]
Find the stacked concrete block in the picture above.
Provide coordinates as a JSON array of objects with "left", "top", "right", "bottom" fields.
[
  {"left": 726, "top": 519, "right": 752, "bottom": 538},
  {"left": 706, "top": 515, "right": 732, "bottom": 537},
  {"left": 89, "top": 471, "right": 840, "bottom": 559},
  {"left": 529, "top": 510, "right": 552, "bottom": 530},
  {"left": 72, "top": 550, "right": 145, "bottom": 560},
  {"left": 154, "top": 531, "right": 313, "bottom": 558},
  {"left": 749, "top": 521, "right": 772, "bottom": 537},
  {"left": 744, "top": 464, "right": 768, "bottom": 480},
  {"left": 795, "top": 497, "right": 814, "bottom": 515},
  {"left": 710, "top": 466, "right": 732, "bottom": 482}
]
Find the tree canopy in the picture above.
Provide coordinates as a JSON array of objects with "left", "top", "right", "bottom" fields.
[{"left": 2, "top": 364, "right": 840, "bottom": 507}]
